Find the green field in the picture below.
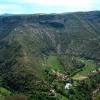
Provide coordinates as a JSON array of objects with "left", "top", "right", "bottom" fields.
[
  {"left": 0, "top": 87, "right": 11, "bottom": 95},
  {"left": 73, "top": 59, "right": 99, "bottom": 80},
  {"left": 47, "top": 55, "right": 63, "bottom": 71}
]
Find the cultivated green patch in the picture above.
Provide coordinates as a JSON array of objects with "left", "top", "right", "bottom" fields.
[
  {"left": 47, "top": 55, "right": 63, "bottom": 72},
  {"left": 0, "top": 87, "right": 11, "bottom": 96},
  {"left": 73, "top": 58, "right": 99, "bottom": 80}
]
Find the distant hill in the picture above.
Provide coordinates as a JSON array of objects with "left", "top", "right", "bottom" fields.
[{"left": 0, "top": 13, "right": 14, "bottom": 16}]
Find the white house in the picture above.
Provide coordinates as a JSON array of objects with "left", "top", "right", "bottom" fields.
[{"left": 65, "top": 83, "right": 72, "bottom": 90}]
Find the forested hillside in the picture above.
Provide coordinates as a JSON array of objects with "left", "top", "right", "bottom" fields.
[{"left": 0, "top": 11, "right": 100, "bottom": 100}]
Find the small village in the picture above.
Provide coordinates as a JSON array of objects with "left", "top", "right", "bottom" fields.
[{"left": 48, "top": 68, "right": 100, "bottom": 96}]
